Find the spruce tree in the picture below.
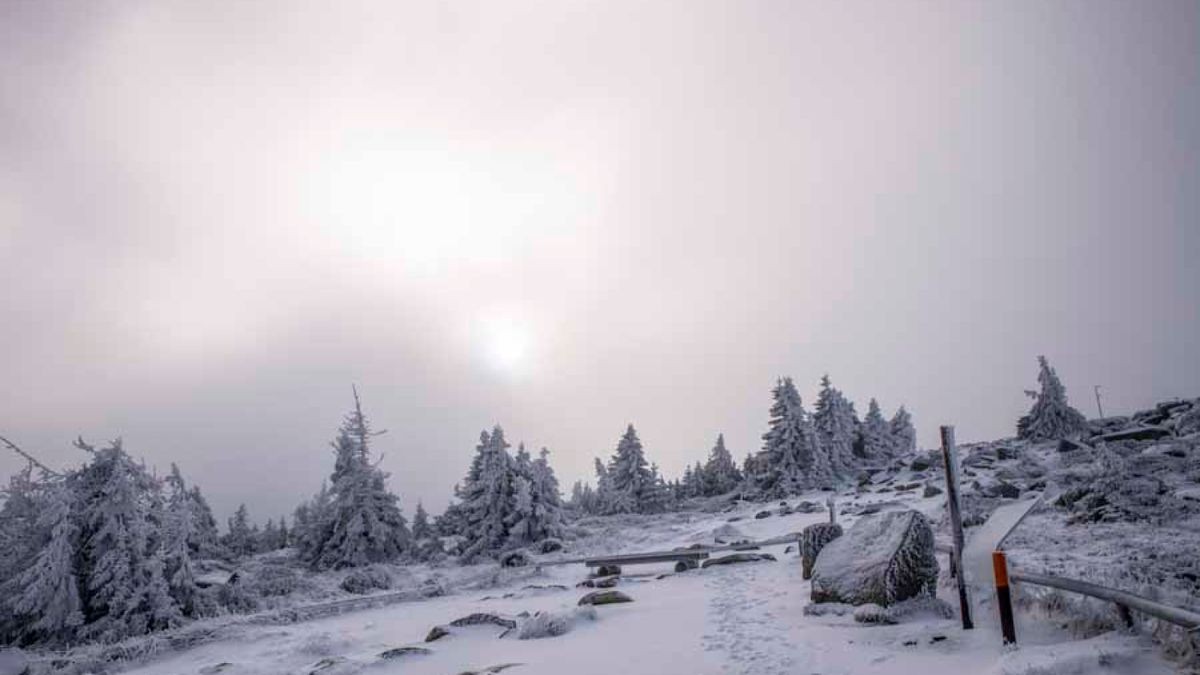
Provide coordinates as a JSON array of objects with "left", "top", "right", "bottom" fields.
[
  {"left": 759, "top": 378, "right": 829, "bottom": 495},
  {"left": 311, "top": 392, "right": 410, "bottom": 569},
  {"left": 528, "top": 448, "right": 564, "bottom": 540},
  {"left": 813, "top": 375, "right": 858, "bottom": 478},
  {"left": 458, "top": 426, "right": 515, "bottom": 560},
  {"left": 411, "top": 501, "right": 432, "bottom": 540},
  {"left": 592, "top": 457, "right": 613, "bottom": 514},
  {"left": 225, "top": 504, "right": 255, "bottom": 558},
  {"left": 10, "top": 483, "right": 83, "bottom": 644},
  {"left": 703, "top": 433, "right": 741, "bottom": 496},
  {"left": 186, "top": 485, "right": 223, "bottom": 559},
  {"left": 73, "top": 439, "right": 181, "bottom": 642},
  {"left": 889, "top": 405, "right": 916, "bottom": 455},
  {"left": 1017, "top": 355, "right": 1089, "bottom": 441},
  {"left": 605, "top": 425, "right": 660, "bottom": 513},
  {"left": 858, "top": 399, "right": 892, "bottom": 461},
  {"left": 162, "top": 465, "right": 200, "bottom": 617}
]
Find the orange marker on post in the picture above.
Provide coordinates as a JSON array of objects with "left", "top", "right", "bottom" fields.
[{"left": 993, "top": 550, "right": 1017, "bottom": 645}]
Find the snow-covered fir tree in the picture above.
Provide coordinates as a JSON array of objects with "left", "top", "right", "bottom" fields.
[
  {"left": 813, "top": 375, "right": 859, "bottom": 478},
  {"left": 702, "top": 433, "right": 742, "bottom": 496},
  {"left": 8, "top": 482, "right": 83, "bottom": 645},
  {"left": 186, "top": 485, "right": 223, "bottom": 559},
  {"left": 527, "top": 448, "right": 564, "bottom": 539},
  {"left": 224, "top": 504, "right": 255, "bottom": 558},
  {"left": 72, "top": 439, "right": 181, "bottom": 643},
  {"left": 1017, "top": 355, "right": 1089, "bottom": 441},
  {"left": 457, "top": 426, "right": 515, "bottom": 560},
  {"left": 411, "top": 501, "right": 432, "bottom": 541},
  {"left": 308, "top": 391, "right": 410, "bottom": 569},
  {"left": 757, "top": 378, "right": 830, "bottom": 496},
  {"left": 161, "top": 465, "right": 201, "bottom": 618},
  {"left": 592, "top": 457, "right": 613, "bottom": 514},
  {"left": 857, "top": 399, "right": 892, "bottom": 461},
  {"left": 604, "top": 425, "right": 665, "bottom": 514},
  {"left": 889, "top": 405, "right": 916, "bottom": 456}
]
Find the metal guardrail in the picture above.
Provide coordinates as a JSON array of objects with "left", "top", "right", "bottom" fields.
[
  {"left": 1011, "top": 570, "right": 1200, "bottom": 632},
  {"left": 990, "top": 550, "right": 1200, "bottom": 645}
]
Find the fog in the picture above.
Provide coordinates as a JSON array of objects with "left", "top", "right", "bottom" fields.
[{"left": 2, "top": 0, "right": 1198, "bottom": 522}]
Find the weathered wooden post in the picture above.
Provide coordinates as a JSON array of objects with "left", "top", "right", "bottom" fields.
[
  {"left": 941, "top": 425, "right": 974, "bottom": 630},
  {"left": 992, "top": 551, "right": 1017, "bottom": 644},
  {"left": 827, "top": 494, "right": 837, "bottom": 525}
]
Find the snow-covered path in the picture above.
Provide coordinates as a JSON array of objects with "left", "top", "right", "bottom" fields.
[{"left": 115, "top": 499, "right": 1177, "bottom": 675}]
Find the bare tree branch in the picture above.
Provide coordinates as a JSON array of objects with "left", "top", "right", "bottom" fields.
[{"left": 0, "top": 434, "right": 61, "bottom": 477}]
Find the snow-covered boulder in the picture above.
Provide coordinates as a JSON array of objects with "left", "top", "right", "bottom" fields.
[
  {"left": 339, "top": 566, "right": 392, "bottom": 594},
  {"left": 810, "top": 509, "right": 938, "bottom": 607},
  {"left": 800, "top": 522, "right": 843, "bottom": 580}
]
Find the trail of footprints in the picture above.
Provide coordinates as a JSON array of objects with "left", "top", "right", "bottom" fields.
[{"left": 702, "top": 562, "right": 798, "bottom": 675}]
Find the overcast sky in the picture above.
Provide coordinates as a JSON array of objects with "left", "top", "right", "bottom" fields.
[{"left": 2, "top": 0, "right": 1198, "bottom": 524}]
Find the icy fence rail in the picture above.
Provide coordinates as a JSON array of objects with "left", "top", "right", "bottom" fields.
[{"left": 1010, "top": 570, "right": 1200, "bottom": 632}]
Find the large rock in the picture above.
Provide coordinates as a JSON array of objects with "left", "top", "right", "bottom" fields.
[
  {"left": 810, "top": 509, "right": 938, "bottom": 607},
  {"left": 800, "top": 522, "right": 843, "bottom": 580}
]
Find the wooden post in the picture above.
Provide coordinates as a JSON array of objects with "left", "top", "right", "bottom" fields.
[
  {"left": 827, "top": 495, "right": 837, "bottom": 525},
  {"left": 993, "top": 551, "right": 1017, "bottom": 644},
  {"left": 941, "top": 425, "right": 974, "bottom": 630}
]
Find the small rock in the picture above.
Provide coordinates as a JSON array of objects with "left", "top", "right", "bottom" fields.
[
  {"left": 910, "top": 457, "right": 931, "bottom": 471},
  {"left": 902, "top": 640, "right": 918, "bottom": 647},
  {"left": 425, "top": 625, "right": 451, "bottom": 642},
  {"left": 784, "top": 545, "right": 796, "bottom": 554},
  {"left": 755, "top": 510, "right": 772, "bottom": 519},
  {"left": 199, "top": 664, "right": 234, "bottom": 675},
  {"left": 930, "top": 635, "right": 948, "bottom": 643},
  {"left": 922, "top": 485, "right": 943, "bottom": 498},
  {"left": 449, "top": 613, "right": 517, "bottom": 630},
  {"left": 578, "top": 590, "right": 633, "bottom": 606},
  {"left": 996, "top": 483, "right": 1020, "bottom": 499},
  {"left": 674, "top": 560, "right": 698, "bottom": 572},
  {"left": 307, "top": 656, "right": 361, "bottom": 675},
  {"left": 535, "top": 538, "right": 564, "bottom": 554},
  {"left": 379, "top": 647, "right": 432, "bottom": 660},
  {"left": 459, "top": 664, "right": 523, "bottom": 675}
]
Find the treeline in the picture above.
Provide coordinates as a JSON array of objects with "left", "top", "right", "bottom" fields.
[{"left": 568, "top": 374, "right": 917, "bottom": 515}]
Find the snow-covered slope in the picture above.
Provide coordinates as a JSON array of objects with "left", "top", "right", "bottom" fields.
[{"left": 85, "top": 490, "right": 1178, "bottom": 675}]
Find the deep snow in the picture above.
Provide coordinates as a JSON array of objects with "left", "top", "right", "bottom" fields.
[{"left": 98, "top": 491, "right": 1176, "bottom": 675}]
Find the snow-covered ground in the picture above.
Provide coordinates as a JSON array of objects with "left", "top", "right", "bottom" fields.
[{"left": 109, "top": 491, "right": 1177, "bottom": 675}]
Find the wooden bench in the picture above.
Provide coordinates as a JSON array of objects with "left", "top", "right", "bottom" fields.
[{"left": 584, "top": 550, "right": 710, "bottom": 575}]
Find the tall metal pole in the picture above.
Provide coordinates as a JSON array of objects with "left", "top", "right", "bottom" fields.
[
  {"left": 1094, "top": 385, "right": 1105, "bottom": 419},
  {"left": 940, "top": 425, "right": 974, "bottom": 630}
]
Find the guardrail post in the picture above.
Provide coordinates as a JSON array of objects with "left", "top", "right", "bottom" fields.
[
  {"left": 941, "top": 425, "right": 973, "bottom": 630},
  {"left": 993, "top": 550, "right": 1017, "bottom": 645}
]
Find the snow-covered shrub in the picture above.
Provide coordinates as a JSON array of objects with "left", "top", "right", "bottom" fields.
[
  {"left": 517, "top": 606, "right": 596, "bottom": 639},
  {"left": 339, "top": 566, "right": 392, "bottom": 595},
  {"left": 217, "top": 579, "right": 258, "bottom": 613},
  {"left": 534, "top": 538, "right": 563, "bottom": 554},
  {"left": 499, "top": 550, "right": 532, "bottom": 568},
  {"left": 248, "top": 564, "right": 301, "bottom": 597}
]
